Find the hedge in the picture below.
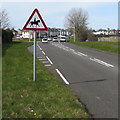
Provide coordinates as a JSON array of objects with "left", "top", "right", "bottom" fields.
[{"left": 2, "top": 29, "right": 13, "bottom": 43}]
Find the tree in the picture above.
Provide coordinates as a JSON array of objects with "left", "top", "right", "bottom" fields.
[
  {"left": 65, "top": 8, "right": 88, "bottom": 41},
  {"left": 0, "top": 10, "right": 10, "bottom": 29}
]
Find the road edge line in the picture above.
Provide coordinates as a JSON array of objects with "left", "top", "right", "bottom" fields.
[
  {"left": 56, "top": 69, "right": 69, "bottom": 85},
  {"left": 46, "top": 56, "right": 53, "bottom": 64},
  {"left": 42, "top": 51, "right": 46, "bottom": 55},
  {"left": 37, "top": 44, "right": 42, "bottom": 50}
]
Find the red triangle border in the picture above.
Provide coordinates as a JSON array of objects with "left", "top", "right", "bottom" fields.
[{"left": 23, "top": 9, "right": 48, "bottom": 31}]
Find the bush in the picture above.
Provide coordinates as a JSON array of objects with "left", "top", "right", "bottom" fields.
[
  {"left": 2, "top": 29, "right": 13, "bottom": 43},
  {"left": 87, "top": 30, "right": 98, "bottom": 41},
  {"left": 76, "top": 29, "right": 98, "bottom": 42},
  {"left": 76, "top": 27, "right": 88, "bottom": 42}
]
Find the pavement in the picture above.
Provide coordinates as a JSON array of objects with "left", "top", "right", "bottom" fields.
[{"left": 28, "top": 41, "right": 118, "bottom": 118}]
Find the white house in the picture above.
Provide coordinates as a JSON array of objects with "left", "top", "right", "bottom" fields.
[
  {"left": 93, "top": 29, "right": 109, "bottom": 35},
  {"left": 13, "top": 28, "right": 72, "bottom": 39},
  {"left": 93, "top": 29, "right": 118, "bottom": 36},
  {"left": 22, "top": 30, "right": 34, "bottom": 39}
]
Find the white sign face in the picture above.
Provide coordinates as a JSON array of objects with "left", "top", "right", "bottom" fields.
[
  {"left": 23, "top": 9, "right": 48, "bottom": 31},
  {"left": 26, "top": 12, "right": 44, "bottom": 29}
]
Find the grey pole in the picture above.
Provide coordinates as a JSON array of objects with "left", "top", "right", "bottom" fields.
[
  {"left": 33, "top": 30, "right": 36, "bottom": 81},
  {"left": 74, "top": 28, "right": 75, "bottom": 42}
]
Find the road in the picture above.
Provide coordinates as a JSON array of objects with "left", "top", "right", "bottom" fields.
[{"left": 28, "top": 41, "right": 118, "bottom": 118}]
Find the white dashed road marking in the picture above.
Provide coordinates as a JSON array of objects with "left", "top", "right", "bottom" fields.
[
  {"left": 38, "top": 42, "right": 114, "bottom": 69},
  {"left": 46, "top": 56, "right": 53, "bottom": 64},
  {"left": 42, "top": 61, "right": 49, "bottom": 63},
  {"left": 45, "top": 64, "right": 51, "bottom": 67},
  {"left": 36, "top": 44, "right": 53, "bottom": 67},
  {"left": 39, "top": 58, "right": 47, "bottom": 61},
  {"left": 51, "top": 42, "right": 87, "bottom": 57},
  {"left": 37, "top": 44, "right": 42, "bottom": 50},
  {"left": 90, "top": 58, "right": 114, "bottom": 67},
  {"left": 42, "top": 51, "right": 46, "bottom": 55},
  {"left": 56, "top": 69, "right": 69, "bottom": 85},
  {"left": 37, "top": 57, "right": 43, "bottom": 59},
  {"left": 77, "top": 52, "right": 88, "bottom": 56},
  {"left": 51, "top": 42, "right": 115, "bottom": 68}
]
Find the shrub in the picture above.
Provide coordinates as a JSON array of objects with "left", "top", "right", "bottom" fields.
[
  {"left": 2, "top": 29, "right": 13, "bottom": 43},
  {"left": 87, "top": 30, "right": 98, "bottom": 41},
  {"left": 76, "top": 27, "right": 88, "bottom": 42}
]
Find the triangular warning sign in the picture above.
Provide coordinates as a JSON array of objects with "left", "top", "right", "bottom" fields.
[{"left": 23, "top": 9, "right": 48, "bottom": 31}]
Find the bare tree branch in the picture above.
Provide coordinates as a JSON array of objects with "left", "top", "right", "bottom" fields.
[
  {"left": 64, "top": 8, "right": 88, "bottom": 41},
  {"left": 0, "top": 10, "right": 10, "bottom": 29}
]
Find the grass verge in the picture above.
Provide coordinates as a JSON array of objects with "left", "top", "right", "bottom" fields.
[
  {"left": 2, "top": 42, "right": 91, "bottom": 118},
  {"left": 13, "top": 38, "right": 42, "bottom": 42},
  {"left": 70, "top": 38, "right": 119, "bottom": 54}
]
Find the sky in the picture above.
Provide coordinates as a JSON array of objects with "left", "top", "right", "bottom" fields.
[
  {"left": 118, "top": 1, "right": 120, "bottom": 29},
  {"left": 1, "top": 2, "right": 118, "bottom": 30}
]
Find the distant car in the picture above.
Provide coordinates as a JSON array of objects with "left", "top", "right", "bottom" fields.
[
  {"left": 59, "top": 36, "right": 66, "bottom": 42},
  {"left": 52, "top": 37, "right": 59, "bottom": 42},
  {"left": 47, "top": 38, "right": 52, "bottom": 41},
  {"left": 42, "top": 38, "right": 48, "bottom": 43}
]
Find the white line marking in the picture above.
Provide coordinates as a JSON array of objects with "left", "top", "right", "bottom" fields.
[
  {"left": 45, "top": 64, "right": 51, "bottom": 67},
  {"left": 90, "top": 58, "right": 114, "bottom": 67},
  {"left": 42, "top": 61, "right": 49, "bottom": 63},
  {"left": 69, "top": 48, "right": 75, "bottom": 52},
  {"left": 63, "top": 48, "right": 69, "bottom": 51},
  {"left": 42, "top": 51, "right": 45, "bottom": 55},
  {"left": 73, "top": 51, "right": 80, "bottom": 55},
  {"left": 51, "top": 42, "right": 88, "bottom": 58},
  {"left": 78, "top": 52, "right": 87, "bottom": 56},
  {"left": 37, "top": 44, "right": 42, "bottom": 50},
  {"left": 56, "top": 69, "right": 69, "bottom": 85},
  {"left": 51, "top": 42, "right": 88, "bottom": 57},
  {"left": 46, "top": 56, "right": 53, "bottom": 64},
  {"left": 77, "top": 53, "right": 82, "bottom": 56},
  {"left": 39, "top": 59, "right": 47, "bottom": 61},
  {"left": 37, "top": 57, "right": 43, "bottom": 59}
]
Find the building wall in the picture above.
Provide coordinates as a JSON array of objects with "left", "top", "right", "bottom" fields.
[{"left": 98, "top": 36, "right": 119, "bottom": 42}]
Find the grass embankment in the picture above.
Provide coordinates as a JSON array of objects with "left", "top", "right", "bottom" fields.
[
  {"left": 13, "top": 38, "right": 42, "bottom": 42},
  {"left": 2, "top": 42, "right": 91, "bottom": 118},
  {"left": 70, "top": 38, "right": 119, "bottom": 54}
]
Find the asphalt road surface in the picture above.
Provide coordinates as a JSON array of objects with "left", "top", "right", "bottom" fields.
[{"left": 28, "top": 41, "right": 118, "bottom": 118}]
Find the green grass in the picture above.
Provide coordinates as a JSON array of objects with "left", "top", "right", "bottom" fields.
[
  {"left": 70, "top": 38, "right": 119, "bottom": 54},
  {"left": 2, "top": 42, "right": 91, "bottom": 118},
  {"left": 13, "top": 38, "right": 42, "bottom": 42}
]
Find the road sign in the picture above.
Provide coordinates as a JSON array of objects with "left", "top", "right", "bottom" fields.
[
  {"left": 23, "top": 8, "right": 48, "bottom": 81},
  {"left": 23, "top": 8, "right": 48, "bottom": 31}
]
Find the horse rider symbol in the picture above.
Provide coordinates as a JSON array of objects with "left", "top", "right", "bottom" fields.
[{"left": 30, "top": 18, "right": 40, "bottom": 27}]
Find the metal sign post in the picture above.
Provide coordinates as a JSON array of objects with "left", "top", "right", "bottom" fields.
[
  {"left": 23, "top": 8, "right": 48, "bottom": 82},
  {"left": 33, "top": 31, "right": 36, "bottom": 81}
]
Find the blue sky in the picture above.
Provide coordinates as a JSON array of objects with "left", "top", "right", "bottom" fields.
[{"left": 1, "top": 2, "right": 118, "bottom": 30}]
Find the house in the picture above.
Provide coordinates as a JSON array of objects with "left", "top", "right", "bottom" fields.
[
  {"left": 93, "top": 29, "right": 118, "bottom": 36},
  {"left": 17, "top": 29, "right": 22, "bottom": 36},
  {"left": 12, "top": 29, "right": 22, "bottom": 39},
  {"left": 22, "top": 30, "right": 34, "bottom": 39},
  {"left": 93, "top": 29, "right": 109, "bottom": 35},
  {"left": 12, "top": 27, "right": 71, "bottom": 39}
]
